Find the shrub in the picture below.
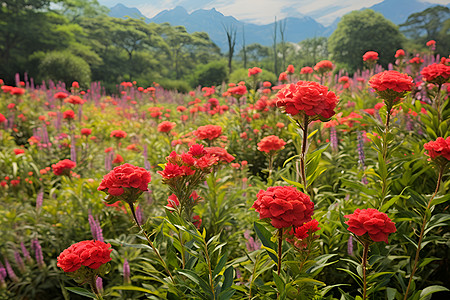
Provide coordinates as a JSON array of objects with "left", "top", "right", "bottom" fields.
[{"left": 190, "top": 61, "right": 228, "bottom": 88}]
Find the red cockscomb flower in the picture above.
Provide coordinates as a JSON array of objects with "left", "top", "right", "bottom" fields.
[
  {"left": 276, "top": 81, "right": 338, "bottom": 120},
  {"left": 158, "top": 121, "right": 176, "bottom": 133},
  {"left": 345, "top": 208, "right": 396, "bottom": 243},
  {"left": 248, "top": 67, "right": 262, "bottom": 77},
  {"left": 257, "top": 135, "right": 286, "bottom": 153},
  {"left": 314, "top": 60, "right": 333, "bottom": 74},
  {"left": 369, "top": 71, "right": 413, "bottom": 103},
  {"left": 194, "top": 125, "right": 222, "bottom": 140},
  {"left": 63, "top": 110, "right": 75, "bottom": 120},
  {"left": 421, "top": 63, "right": 450, "bottom": 85},
  {"left": 57, "top": 240, "right": 112, "bottom": 272},
  {"left": 363, "top": 51, "right": 379, "bottom": 62},
  {"left": 205, "top": 147, "right": 235, "bottom": 163},
  {"left": 52, "top": 159, "right": 76, "bottom": 176},
  {"left": 424, "top": 136, "right": 450, "bottom": 165},
  {"left": 81, "top": 128, "right": 92, "bottom": 136},
  {"left": 110, "top": 130, "right": 127, "bottom": 139},
  {"left": 252, "top": 186, "right": 314, "bottom": 229},
  {"left": 98, "top": 163, "right": 151, "bottom": 197}
]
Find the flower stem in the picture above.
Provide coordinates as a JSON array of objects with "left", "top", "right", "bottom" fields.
[
  {"left": 362, "top": 241, "right": 370, "bottom": 300},
  {"left": 128, "top": 202, "right": 175, "bottom": 284},
  {"left": 403, "top": 165, "right": 445, "bottom": 300},
  {"left": 277, "top": 228, "right": 283, "bottom": 276},
  {"left": 299, "top": 116, "right": 309, "bottom": 192}
]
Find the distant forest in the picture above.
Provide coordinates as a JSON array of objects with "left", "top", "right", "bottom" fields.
[{"left": 1, "top": 1, "right": 449, "bottom": 92}]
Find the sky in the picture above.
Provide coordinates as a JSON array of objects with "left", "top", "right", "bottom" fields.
[{"left": 99, "top": 0, "right": 450, "bottom": 26}]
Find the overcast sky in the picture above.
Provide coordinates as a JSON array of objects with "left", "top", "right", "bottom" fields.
[{"left": 99, "top": 0, "right": 450, "bottom": 26}]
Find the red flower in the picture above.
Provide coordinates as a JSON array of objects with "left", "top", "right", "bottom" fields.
[
  {"left": 158, "top": 163, "right": 193, "bottom": 179},
  {"left": 300, "top": 67, "right": 313, "bottom": 74},
  {"left": 369, "top": 71, "right": 413, "bottom": 103},
  {"left": 290, "top": 219, "right": 321, "bottom": 240},
  {"left": 98, "top": 163, "right": 151, "bottom": 197},
  {"left": 0, "top": 113, "right": 6, "bottom": 123},
  {"left": 345, "top": 208, "right": 396, "bottom": 243},
  {"left": 205, "top": 147, "right": 235, "bottom": 163},
  {"left": 110, "top": 130, "right": 127, "bottom": 139},
  {"left": 252, "top": 186, "right": 314, "bottom": 229},
  {"left": 188, "top": 144, "right": 208, "bottom": 157},
  {"left": 81, "top": 128, "right": 92, "bottom": 136},
  {"left": 54, "top": 92, "right": 68, "bottom": 99},
  {"left": 278, "top": 72, "right": 288, "bottom": 82},
  {"left": 194, "top": 125, "right": 222, "bottom": 140},
  {"left": 158, "top": 121, "right": 176, "bottom": 133},
  {"left": 52, "top": 159, "right": 76, "bottom": 176},
  {"left": 63, "top": 110, "right": 75, "bottom": 119},
  {"left": 424, "top": 136, "right": 450, "bottom": 162},
  {"left": 112, "top": 154, "right": 124, "bottom": 164},
  {"left": 420, "top": 63, "right": 450, "bottom": 85},
  {"left": 13, "top": 148, "right": 25, "bottom": 155},
  {"left": 363, "top": 51, "right": 379, "bottom": 62},
  {"left": 10, "top": 87, "right": 25, "bottom": 95},
  {"left": 228, "top": 85, "right": 247, "bottom": 96},
  {"left": 286, "top": 65, "right": 295, "bottom": 74},
  {"left": 313, "top": 60, "right": 333, "bottom": 73},
  {"left": 248, "top": 67, "right": 262, "bottom": 77},
  {"left": 72, "top": 81, "right": 80, "bottom": 89},
  {"left": 64, "top": 95, "right": 84, "bottom": 105},
  {"left": 426, "top": 40, "right": 436, "bottom": 47},
  {"left": 395, "top": 49, "right": 405, "bottom": 58},
  {"left": 409, "top": 56, "right": 423, "bottom": 64},
  {"left": 257, "top": 135, "right": 286, "bottom": 153},
  {"left": 57, "top": 240, "right": 112, "bottom": 272},
  {"left": 276, "top": 81, "right": 338, "bottom": 119}
]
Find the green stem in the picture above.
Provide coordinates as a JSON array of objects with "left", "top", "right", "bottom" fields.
[
  {"left": 203, "top": 239, "right": 215, "bottom": 299},
  {"left": 299, "top": 117, "right": 309, "bottom": 192},
  {"left": 379, "top": 107, "right": 392, "bottom": 209},
  {"left": 268, "top": 154, "right": 274, "bottom": 182},
  {"left": 277, "top": 229, "right": 283, "bottom": 276},
  {"left": 128, "top": 202, "right": 175, "bottom": 284},
  {"left": 362, "top": 241, "right": 370, "bottom": 300},
  {"left": 435, "top": 83, "right": 442, "bottom": 133},
  {"left": 403, "top": 165, "right": 445, "bottom": 300}
]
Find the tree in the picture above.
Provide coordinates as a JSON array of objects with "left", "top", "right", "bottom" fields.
[
  {"left": 328, "top": 9, "right": 405, "bottom": 73},
  {"left": 279, "top": 19, "right": 287, "bottom": 71},
  {"left": 400, "top": 5, "right": 450, "bottom": 56},
  {"left": 273, "top": 17, "right": 278, "bottom": 76},
  {"left": 224, "top": 24, "right": 237, "bottom": 75}
]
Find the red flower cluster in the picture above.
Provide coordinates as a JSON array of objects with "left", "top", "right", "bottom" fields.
[
  {"left": 110, "top": 130, "right": 127, "bottom": 139},
  {"left": 424, "top": 136, "right": 450, "bottom": 162},
  {"left": 300, "top": 67, "right": 313, "bottom": 74},
  {"left": 276, "top": 81, "right": 338, "bottom": 120},
  {"left": 363, "top": 51, "right": 379, "bottom": 62},
  {"left": 63, "top": 110, "right": 75, "bottom": 120},
  {"left": 279, "top": 72, "right": 288, "bottom": 82},
  {"left": 426, "top": 40, "right": 436, "bottom": 47},
  {"left": 0, "top": 113, "right": 6, "bottom": 123},
  {"left": 286, "top": 64, "right": 295, "bottom": 74},
  {"left": 54, "top": 92, "right": 68, "bottom": 99},
  {"left": 409, "top": 57, "right": 423, "bottom": 64},
  {"left": 64, "top": 95, "right": 84, "bottom": 105},
  {"left": 57, "top": 240, "right": 112, "bottom": 273},
  {"left": 194, "top": 125, "right": 222, "bottom": 140},
  {"left": 252, "top": 186, "right": 314, "bottom": 229},
  {"left": 420, "top": 63, "right": 450, "bottom": 85},
  {"left": 257, "top": 135, "right": 286, "bottom": 153},
  {"left": 227, "top": 85, "right": 247, "bottom": 97},
  {"left": 369, "top": 71, "right": 413, "bottom": 103},
  {"left": 345, "top": 208, "right": 396, "bottom": 243},
  {"left": 248, "top": 67, "right": 262, "bottom": 77},
  {"left": 98, "top": 163, "right": 151, "bottom": 197},
  {"left": 205, "top": 147, "right": 235, "bottom": 163},
  {"left": 81, "top": 128, "right": 92, "bottom": 136},
  {"left": 52, "top": 159, "right": 76, "bottom": 176},
  {"left": 290, "top": 219, "right": 321, "bottom": 240},
  {"left": 158, "top": 121, "right": 176, "bottom": 133},
  {"left": 395, "top": 49, "right": 405, "bottom": 58},
  {"left": 314, "top": 60, "right": 333, "bottom": 73},
  {"left": 13, "top": 148, "right": 25, "bottom": 155}
]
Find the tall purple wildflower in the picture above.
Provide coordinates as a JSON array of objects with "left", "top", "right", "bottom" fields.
[
  {"left": 88, "top": 211, "right": 104, "bottom": 242},
  {"left": 20, "top": 242, "right": 32, "bottom": 263},
  {"left": 0, "top": 262, "right": 7, "bottom": 279},
  {"left": 36, "top": 190, "right": 44, "bottom": 211},
  {"left": 244, "top": 230, "right": 261, "bottom": 252},
  {"left": 123, "top": 259, "right": 130, "bottom": 284},
  {"left": 105, "top": 151, "right": 113, "bottom": 171},
  {"left": 70, "top": 135, "right": 77, "bottom": 163},
  {"left": 4, "top": 259, "right": 19, "bottom": 282},
  {"left": 96, "top": 277, "right": 103, "bottom": 294},
  {"left": 31, "top": 239, "right": 45, "bottom": 268},
  {"left": 330, "top": 127, "right": 338, "bottom": 152},
  {"left": 135, "top": 205, "right": 143, "bottom": 226},
  {"left": 14, "top": 252, "right": 25, "bottom": 273},
  {"left": 357, "top": 131, "right": 368, "bottom": 184},
  {"left": 347, "top": 235, "right": 354, "bottom": 256},
  {"left": 143, "top": 145, "right": 151, "bottom": 170}
]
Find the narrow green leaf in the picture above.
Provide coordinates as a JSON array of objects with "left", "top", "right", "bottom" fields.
[
  {"left": 65, "top": 287, "right": 96, "bottom": 298},
  {"left": 419, "top": 285, "right": 449, "bottom": 299}
]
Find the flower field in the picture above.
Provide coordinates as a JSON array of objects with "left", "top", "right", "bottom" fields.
[{"left": 0, "top": 48, "right": 449, "bottom": 300}]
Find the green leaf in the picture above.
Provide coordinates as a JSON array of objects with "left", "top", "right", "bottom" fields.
[
  {"left": 419, "top": 285, "right": 449, "bottom": 299},
  {"left": 213, "top": 252, "right": 229, "bottom": 278},
  {"left": 110, "top": 285, "right": 161, "bottom": 295},
  {"left": 222, "top": 266, "right": 234, "bottom": 291},
  {"left": 307, "top": 129, "right": 318, "bottom": 139},
  {"left": 65, "top": 287, "right": 96, "bottom": 298},
  {"left": 292, "top": 278, "right": 325, "bottom": 286},
  {"left": 253, "top": 222, "right": 278, "bottom": 263},
  {"left": 273, "top": 271, "right": 285, "bottom": 293},
  {"left": 280, "top": 175, "right": 304, "bottom": 190},
  {"left": 386, "top": 287, "right": 398, "bottom": 300}
]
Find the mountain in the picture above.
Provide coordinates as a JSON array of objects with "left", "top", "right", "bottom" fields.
[
  {"left": 109, "top": 3, "right": 150, "bottom": 22},
  {"left": 111, "top": 5, "right": 329, "bottom": 50},
  {"left": 365, "top": 0, "right": 436, "bottom": 25}
]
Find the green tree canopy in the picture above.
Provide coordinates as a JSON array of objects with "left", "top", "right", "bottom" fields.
[{"left": 328, "top": 9, "right": 405, "bottom": 73}]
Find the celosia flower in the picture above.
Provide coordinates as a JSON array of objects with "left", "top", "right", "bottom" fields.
[
  {"left": 0, "top": 113, "right": 6, "bottom": 123},
  {"left": 158, "top": 121, "right": 176, "bottom": 133},
  {"left": 13, "top": 148, "right": 25, "bottom": 155},
  {"left": 279, "top": 72, "right": 288, "bottom": 82},
  {"left": 57, "top": 240, "right": 112, "bottom": 272},
  {"left": 314, "top": 60, "right": 333, "bottom": 74},
  {"left": 424, "top": 137, "right": 450, "bottom": 166},
  {"left": 63, "top": 110, "right": 75, "bottom": 120},
  {"left": 369, "top": 71, "right": 413, "bottom": 104},
  {"left": 228, "top": 85, "right": 247, "bottom": 96},
  {"left": 248, "top": 67, "right": 262, "bottom": 77},
  {"left": 395, "top": 49, "right": 405, "bottom": 58},
  {"left": 257, "top": 135, "right": 286, "bottom": 153},
  {"left": 276, "top": 80, "right": 338, "bottom": 120},
  {"left": 64, "top": 95, "right": 84, "bottom": 105},
  {"left": 194, "top": 125, "right": 222, "bottom": 140},
  {"left": 110, "top": 130, "right": 127, "bottom": 139},
  {"left": 286, "top": 65, "right": 295, "bottom": 74},
  {"left": 363, "top": 51, "right": 379, "bottom": 62},
  {"left": 420, "top": 63, "right": 450, "bottom": 85},
  {"left": 98, "top": 163, "right": 151, "bottom": 198},
  {"left": 205, "top": 147, "right": 235, "bottom": 163},
  {"left": 54, "top": 92, "right": 68, "bottom": 99},
  {"left": 81, "top": 128, "right": 92, "bottom": 136},
  {"left": 52, "top": 159, "right": 76, "bottom": 176},
  {"left": 300, "top": 67, "right": 313, "bottom": 74},
  {"left": 252, "top": 186, "right": 314, "bottom": 229},
  {"left": 344, "top": 208, "right": 396, "bottom": 243}
]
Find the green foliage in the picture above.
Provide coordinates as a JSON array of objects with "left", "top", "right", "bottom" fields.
[
  {"left": 328, "top": 9, "right": 404, "bottom": 73},
  {"left": 158, "top": 78, "right": 192, "bottom": 93},
  {"left": 38, "top": 51, "right": 91, "bottom": 87},
  {"left": 229, "top": 68, "right": 277, "bottom": 85},
  {"left": 190, "top": 61, "right": 228, "bottom": 88}
]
